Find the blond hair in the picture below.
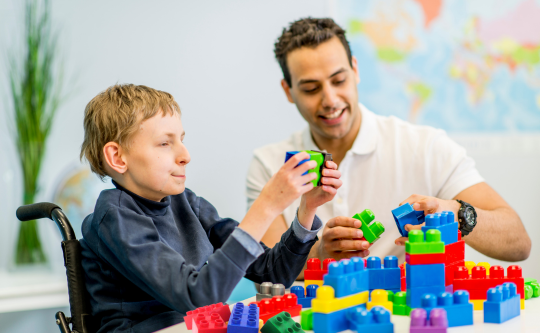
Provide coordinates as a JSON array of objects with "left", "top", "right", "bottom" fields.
[{"left": 80, "top": 84, "right": 181, "bottom": 180}]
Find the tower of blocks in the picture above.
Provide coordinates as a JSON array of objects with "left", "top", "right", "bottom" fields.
[
  {"left": 392, "top": 203, "right": 425, "bottom": 237},
  {"left": 284, "top": 150, "right": 332, "bottom": 187},
  {"left": 352, "top": 209, "right": 385, "bottom": 244},
  {"left": 453, "top": 264, "right": 525, "bottom": 310},
  {"left": 366, "top": 256, "right": 401, "bottom": 293},
  {"left": 304, "top": 258, "right": 336, "bottom": 287},
  {"left": 251, "top": 293, "right": 302, "bottom": 322},
  {"left": 483, "top": 282, "right": 520, "bottom": 323}
]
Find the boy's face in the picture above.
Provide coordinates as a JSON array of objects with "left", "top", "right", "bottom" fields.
[{"left": 121, "top": 112, "right": 190, "bottom": 201}]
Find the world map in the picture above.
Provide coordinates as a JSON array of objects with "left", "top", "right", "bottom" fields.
[{"left": 335, "top": 0, "right": 540, "bottom": 132}]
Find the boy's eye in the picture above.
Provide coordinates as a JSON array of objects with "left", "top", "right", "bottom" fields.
[{"left": 160, "top": 142, "right": 169, "bottom": 147}]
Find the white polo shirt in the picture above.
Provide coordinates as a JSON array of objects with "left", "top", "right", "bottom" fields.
[{"left": 246, "top": 104, "right": 484, "bottom": 260}]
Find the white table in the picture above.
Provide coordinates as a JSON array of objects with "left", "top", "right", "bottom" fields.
[{"left": 157, "top": 297, "right": 540, "bottom": 333}]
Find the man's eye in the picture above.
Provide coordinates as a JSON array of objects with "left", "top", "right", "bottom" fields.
[
  {"left": 334, "top": 79, "right": 346, "bottom": 85},
  {"left": 303, "top": 87, "right": 319, "bottom": 93}
]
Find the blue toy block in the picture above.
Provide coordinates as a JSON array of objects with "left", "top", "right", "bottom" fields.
[
  {"left": 285, "top": 151, "right": 309, "bottom": 175},
  {"left": 406, "top": 264, "right": 445, "bottom": 288},
  {"left": 346, "top": 306, "right": 394, "bottom": 333},
  {"left": 421, "top": 212, "right": 458, "bottom": 245},
  {"left": 323, "top": 257, "right": 369, "bottom": 298},
  {"left": 406, "top": 286, "right": 446, "bottom": 308},
  {"left": 366, "top": 256, "right": 400, "bottom": 291},
  {"left": 418, "top": 291, "right": 473, "bottom": 327},
  {"left": 228, "top": 303, "right": 259, "bottom": 333},
  {"left": 392, "top": 203, "right": 424, "bottom": 237},
  {"left": 312, "top": 304, "right": 365, "bottom": 333},
  {"left": 291, "top": 285, "right": 318, "bottom": 308},
  {"left": 484, "top": 282, "right": 520, "bottom": 323}
]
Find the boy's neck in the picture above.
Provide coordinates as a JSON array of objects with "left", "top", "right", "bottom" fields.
[{"left": 112, "top": 179, "right": 168, "bottom": 203}]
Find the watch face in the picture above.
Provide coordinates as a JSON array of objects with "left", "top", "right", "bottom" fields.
[{"left": 464, "top": 207, "right": 476, "bottom": 226}]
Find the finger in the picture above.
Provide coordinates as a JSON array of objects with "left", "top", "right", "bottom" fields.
[
  {"left": 326, "top": 216, "right": 362, "bottom": 229},
  {"left": 321, "top": 185, "right": 337, "bottom": 194},
  {"left": 283, "top": 152, "right": 311, "bottom": 170},
  {"left": 324, "top": 226, "right": 363, "bottom": 240},
  {"left": 395, "top": 236, "right": 408, "bottom": 246},
  {"left": 320, "top": 177, "right": 342, "bottom": 189},
  {"left": 412, "top": 199, "right": 439, "bottom": 214},
  {"left": 329, "top": 239, "right": 370, "bottom": 252},
  {"left": 298, "top": 180, "right": 315, "bottom": 195},
  {"left": 321, "top": 168, "right": 341, "bottom": 179},
  {"left": 324, "top": 161, "right": 338, "bottom": 170},
  {"left": 404, "top": 223, "right": 424, "bottom": 232},
  {"left": 298, "top": 171, "right": 317, "bottom": 185},
  {"left": 399, "top": 194, "right": 422, "bottom": 207},
  {"left": 294, "top": 160, "right": 318, "bottom": 175}
]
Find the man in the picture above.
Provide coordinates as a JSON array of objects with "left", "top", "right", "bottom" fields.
[{"left": 246, "top": 18, "right": 531, "bottom": 268}]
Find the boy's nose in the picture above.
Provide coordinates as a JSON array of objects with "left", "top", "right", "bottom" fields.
[{"left": 177, "top": 145, "right": 191, "bottom": 165}]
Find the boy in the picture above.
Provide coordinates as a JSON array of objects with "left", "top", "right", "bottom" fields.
[{"left": 79, "top": 84, "right": 342, "bottom": 333}]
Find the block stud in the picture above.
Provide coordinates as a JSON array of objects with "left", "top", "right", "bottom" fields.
[
  {"left": 425, "top": 229, "right": 442, "bottom": 242},
  {"left": 306, "top": 284, "right": 318, "bottom": 297},
  {"left": 316, "top": 285, "right": 334, "bottom": 300},
  {"left": 371, "top": 289, "right": 388, "bottom": 303},
  {"left": 408, "top": 230, "right": 424, "bottom": 243},
  {"left": 421, "top": 294, "right": 437, "bottom": 308},
  {"left": 453, "top": 290, "right": 470, "bottom": 304},
  {"left": 472, "top": 266, "right": 486, "bottom": 279},
  {"left": 383, "top": 256, "right": 398, "bottom": 268},
  {"left": 425, "top": 214, "right": 440, "bottom": 226},
  {"left": 437, "top": 292, "right": 453, "bottom": 306},
  {"left": 372, "top": 306, "right": 391, "bottom": 323},
  {"left": 367, "top": 256, "right": 381, "bottom": 269},
  {"left": 410, "top": 308, "right": 427, "bottom": 327},
  {"left": 394, "top": 292, "right": 406, "bottom": 305},
  {"left": 429, "top": 308, "right": 448, "bottom": 327}
]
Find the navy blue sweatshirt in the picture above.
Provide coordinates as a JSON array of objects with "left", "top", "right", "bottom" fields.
[{"left": 80, "top": 183, "right": 321, "bottom": 333}]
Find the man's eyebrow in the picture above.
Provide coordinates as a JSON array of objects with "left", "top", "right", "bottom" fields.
[{"left": 297, "top": 68, "right": 347, "bottom": 85}]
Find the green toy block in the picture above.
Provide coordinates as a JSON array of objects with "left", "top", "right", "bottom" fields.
[
  {"left": 525, "top": 278, "right": 539, "bottom": 299},
  {"left": 392, "top": 291, "right": 412, "bottom": 316},
  {"left": 405, "top": 229, "right": 445, "bottom": 254},
  {"left": 306, "top": 151, "right": 325, "bottom": 187},
  {"left": 300, "top": 309, "right": 313, "bottom": 330},
  {"left": 353, "top": 209, "right": 385, "bottom": 244},
  {"left": 261, "top": 311, "right": 304, "bottom": 333},
  {"left": 387, "top": 290, "right": 394, "bottom": 302}
]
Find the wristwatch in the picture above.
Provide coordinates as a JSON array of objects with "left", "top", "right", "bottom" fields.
[{"left": 456, "top": 200, "right": 477, "bottom": 236}]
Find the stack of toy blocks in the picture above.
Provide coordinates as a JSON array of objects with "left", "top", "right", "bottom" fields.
[
  {"left": 405, "top": 229, "right": 445, "bottom": 308},
  {"left": 392, "top": 203, "right": 425, "bottom": 237},
  {"left": 453, "top": 264, "right": 525, "bottom": 310},
  {"left": 352, "top": 209, "right": 385, "bottom": 244},
  {"left": 291, "top": 285, "right": 318, "bottom": 308},
  {"left": 366, "top": 256, "right": 401, "bottom": 293},
  {"left": 525, "top": 278, "right": 540, "bottom": 300},
  {"left": 484, "top": 282, "right": 520, "bottom": 323},
  {"left": 417, "top": 292, "right": 473, "bottom": 327},
  {"left": 304, "top": 258, "right": 336, "bottom": 287},
  {"left": 311, "top": 257, "right": 370, "bottom": 333},
  {"left": 186, "top": 303, "right": 232, "bottom": 330},
  {"left": 410, "top": 308, "right": 448, "bottom": 333},
  {"left": 257, "top": 282, "right": 285, "bottom": 301},
  {"left": 260, "top": 311, "right": 304, "bottom": 333},
  {"left": 346, "top": 306, "right": 393, "bottom": 333},
  {"left": 251, "top": 293, "right": 302, "bottom": 322},
  {"left": 228, "top": 303, "right": 260, "bottom": 333}
]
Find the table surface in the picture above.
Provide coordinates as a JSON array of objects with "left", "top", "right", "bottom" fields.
[{"left": 157, "top": 296, "right": 540, "bottom": 333}]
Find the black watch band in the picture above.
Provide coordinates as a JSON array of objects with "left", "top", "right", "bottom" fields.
[{"left": 456, "top": 199, "right": 477, "bottom": 236}]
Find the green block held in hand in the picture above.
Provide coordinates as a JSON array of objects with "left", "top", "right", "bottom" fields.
[
  {"left": 352, "top": 209, "right": 385, "bottom": 244},
  {"left": 285, "top": 150, "right": 332, "bottom": 187}
]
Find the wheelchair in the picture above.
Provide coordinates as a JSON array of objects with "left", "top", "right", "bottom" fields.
[{"left": 16, "top": 202, "right": 96, "bottom": 333}]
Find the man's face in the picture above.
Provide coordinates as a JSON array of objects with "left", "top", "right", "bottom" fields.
[
  {"left": 283, "top": 37, "right": 360, "bottom": 140},
  {"left": 122, "top": 112, "right": 191, "bottom": 201}
]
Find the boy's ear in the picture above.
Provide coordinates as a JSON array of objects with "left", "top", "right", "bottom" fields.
[{"left": 103, "top": 142, "right": 127, "bottom": 174}]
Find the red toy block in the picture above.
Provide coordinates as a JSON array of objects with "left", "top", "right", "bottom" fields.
[
  {"left": 185, "top": 303, "right": 231, "bottom": 330},
  {"left": 453, "top": 265, "right": 525, "bottom": 299},
  {"left": 445, "top": 240, "right": 465, "bottom": 264},
  {"left": 304, "top": 258, "right": 336, "bottom": 280},
  {"left": 406, "top": 252, "right": 446, "bottom": 265},
  {"left": 251, "top": 293, "right": 302, "bottom": 322},
  {"left": 458, "top": 230, "right": 461, "bottom": 241},
  {"left": 192, "top": 312, "right": 227, "bottom": 333},
  {"left": 445, "top": 260, "right": 464, "bottom": 286},
  {"left": 400, "top": 264, "right": 406, "bottom": 291}
]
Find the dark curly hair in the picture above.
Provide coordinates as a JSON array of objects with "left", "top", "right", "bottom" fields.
[{"left": 274, "top": 17, "right": 353, "bottom": 87}]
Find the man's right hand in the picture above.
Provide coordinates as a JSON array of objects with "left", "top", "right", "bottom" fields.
[{"left": 317, "top": 216, "right": 371, "bottom": 260}]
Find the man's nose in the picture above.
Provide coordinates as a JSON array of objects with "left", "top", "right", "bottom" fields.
[{"left": 321, "top": 85, "right": 339, "bottom": 109}]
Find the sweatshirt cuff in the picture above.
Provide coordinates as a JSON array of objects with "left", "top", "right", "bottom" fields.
[
  {"left": 291, "top": 209, "right": 323, "bottom": 243},
  {"left": 231, "top": 227, "right": 265, "bottom": 258}
]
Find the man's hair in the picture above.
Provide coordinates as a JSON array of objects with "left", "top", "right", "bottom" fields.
[
  {"left": 274, "top": 17, "right": 353, "bottom": 87},
  {"left": 80, "top": 84, "right": 181, "bottom": 180}
]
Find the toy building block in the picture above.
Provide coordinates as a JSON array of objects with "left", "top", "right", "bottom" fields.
[
  {"left": 400, "top": 264, "right": 406, "bottom": 291},
  {"left": 406, "top": 286, "right": 445, "bottom": 308},
  {"left": 193, "top": 312, "right": 228, "bottom": 333},
  {"left": 392, "top": 203, "right": 425, "bottom": 237},
  {"left": 477, "top": 262, "right": 491, "bottom": 275},
  {"left": 304, "top": 258, "right": 336, "bottom": 283},
  {"left": 300, "top": 309, "right": 313, "bottom": 330},
  {"left": 352, "top": 209, "right": 385, "bottom": 244},
  {"left": 260, "top": 311, "right": 304, "bottom": 333},
  {"left": 311, "top": 285, "right": 368, "bottom": 314},
  {"left": 525, "top": 278, "right": 539, "bottom": 299},
  {"left": 291, "top": 285, "right": 318, "bottom": 308},
  {"left": 227, "top": 303, "right": 260, "bottom": 333},
  {"left": 453, "top": 265, "right": 525, "bottom": 301},
  {"left": 366, "top": 256, "right": 400, "bottom": 291},
  {"left": 367, "top": 289, "right": 393, "bottom": 312},
  {"left": 392, "top": 291, "right": 412, "bottom": 316},
  {"left": 444, "top": 260, "right": 464, "bottom": 287},
  {"left": 252, "top": 293, "right": 302, "bottom": 322},
  {"left": 464, "top": 261, "right": 475, "bottom": 274},
  {"left": 406, "top": 264, "right": 445, "bottom": 288},
  {"left": 312, "top": 306, "right": 352, "bottom": 333},
  {"left": 444, "top": 240, "right": 465, "bottom": 265},
  {"left": 484, "top": 282, "right": 520, "bottom": 323},
  {"left": 257, "top": 283, "right": 285, "bottom": 302},
  {"left": 405, "top": 230, "right": 444, "bottom": 255},
  {"left": 186, "top": 303, "right": 231, "bottom": 330},
  {"left": 346, "top": 306, "right": 394, "bottom": 333},
  {"left": 323, "top": 257, "right": 369, "bottom": 298},
  {"left": 421, "top": 212, "right": 458, "bottom": 245},
  {"left": 410, "top": 308, "right": 448, "bottom": 333},
  {"left": 418, "top": 291, "right": 473, "bottom": 327},
  {"left": 406, "top": 252, "right": 445, "bottom": 265},
  {"left": 285, "top": 150, "right": 332, "bottom": 187}
]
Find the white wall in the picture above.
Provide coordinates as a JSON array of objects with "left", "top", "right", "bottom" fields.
[{"left": 0, "top": 0, "right": 538, "bottom": 332}]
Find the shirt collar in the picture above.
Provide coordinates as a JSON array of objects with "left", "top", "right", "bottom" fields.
[
  {"left": 112, "top": 180, "right": 171, "bottom": 216},
  {"left": 301, "top": 103, "right": 378, "bottom": 155}
]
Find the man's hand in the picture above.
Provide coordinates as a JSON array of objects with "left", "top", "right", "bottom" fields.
[
  {"left": 394, "top": 194, "right": 460, "bottom": 246},
  {"left": 317, "top": 216, "right": 371, "bottom": 260}
]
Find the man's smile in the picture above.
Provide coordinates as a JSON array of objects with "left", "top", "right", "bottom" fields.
[{"left": 319, "top": 107, "right": 347, "bottom": 125}]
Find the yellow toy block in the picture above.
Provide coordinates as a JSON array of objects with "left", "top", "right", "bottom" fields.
[
  {"left": 521, "top": 298, "right": 525, "bottom": 309},
  {"left": 464, "top": 261, "right": 476, "bottom": 274},
  {"left": 367, "top": 290, "right": 393, "bottom": 312},
  {"left": 471, "top": 299, "right": 484, "bottom": 310},
  {"left": 258, "top": 319, "right": 263, "bottom": 333},
  {"left": 477, "top": 262, "right": 491, "bottom": 275},
  {"left": 311, "top": 286, "right": 368, "bottom": 314},
  {"left": 305, "top": 280, "right": 323, "bottom": 287}
]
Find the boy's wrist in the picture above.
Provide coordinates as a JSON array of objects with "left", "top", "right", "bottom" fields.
[{"left": 298, "top": 197, "right": 317, "bottom": 229}]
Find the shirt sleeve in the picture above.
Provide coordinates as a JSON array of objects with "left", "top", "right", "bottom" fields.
[
  {"left": 246, "top": 153, "right": 273, "bottom": 211},
  {"left": 428, "top": 130, "right": 485, "bottom": 199}
]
